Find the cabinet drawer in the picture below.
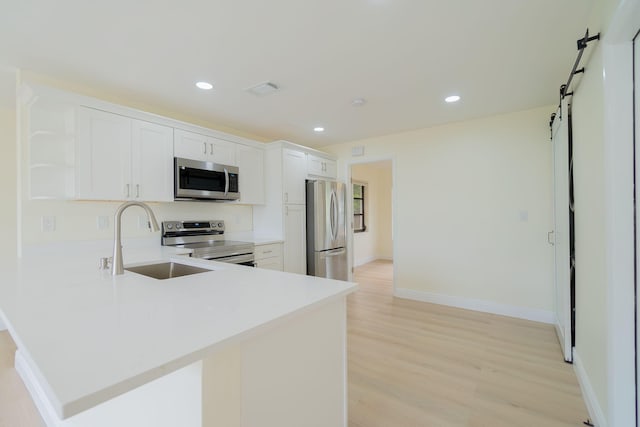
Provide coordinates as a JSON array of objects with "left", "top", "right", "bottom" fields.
[
  {"left": 256, "top": 257, "right": 284, "bottom": 271},
  {"left": 255, "top": 243, "right": 283, "bottom": 260}
]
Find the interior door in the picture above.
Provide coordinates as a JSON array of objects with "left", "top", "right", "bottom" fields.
[{"left": 552, "top": 100, "right": 573, "bottom": 362}]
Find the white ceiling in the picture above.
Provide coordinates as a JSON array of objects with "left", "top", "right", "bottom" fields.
[{"left": 0, "top": 0, "right": 594, "bottom": 147}]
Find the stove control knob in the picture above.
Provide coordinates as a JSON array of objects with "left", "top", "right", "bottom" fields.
[
  {"left": 176, "top": 224, "right": 181, "bottom": 229},
  {"left": 218, "top": 222, "right": 223, "bottom": 228},
  {"left": 166, "top": 224, "right": 173, "bottom": 229}
]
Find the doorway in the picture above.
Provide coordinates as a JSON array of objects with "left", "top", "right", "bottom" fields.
[{"left": 348, "top": 160, "right": 394, "bottom": 293}]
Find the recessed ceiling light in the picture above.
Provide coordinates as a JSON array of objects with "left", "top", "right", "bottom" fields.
[
  {"left": 314, "top": 127, "right": 325, "bottom": 132},
  {"left": 445, "top": 95, "right": 461, "bottom": 103},
  {"left": 196, "top": 81, "right": 213, "bottom": 90},
  {"left": 351, "top": 98, "right": 367, "bottom": 107}
]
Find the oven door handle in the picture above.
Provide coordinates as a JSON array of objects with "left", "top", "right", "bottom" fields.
[{"left": 201, "top": 253, "right": 255, "bottom": 265}]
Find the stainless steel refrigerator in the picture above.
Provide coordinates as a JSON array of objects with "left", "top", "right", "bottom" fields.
[{"left": 306, "top": 179, "right": 348, "bottom": 280}]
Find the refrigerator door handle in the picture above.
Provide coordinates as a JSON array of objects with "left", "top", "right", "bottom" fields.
[
  {"left": 330, "top": 190, "right": 338, "bottom": 241},
  {"left": 320, "top": 248, "right": 346, "bottom": 258}
]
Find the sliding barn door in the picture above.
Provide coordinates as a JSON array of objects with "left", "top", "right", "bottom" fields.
[
  {"left": 551, "top": 99, "right": 573, "bottom": 362},
  {"left": 635, "top": 31, "right": 640, "bottom": 426}
]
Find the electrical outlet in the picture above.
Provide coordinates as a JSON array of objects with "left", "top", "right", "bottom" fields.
[
  {"left": 41, "top": 216, "right": 56, "bottom": 232},
  {"left": 97, "top": 216, "right": 109, "bottom": 230},
  {"left": 519, "top": 210, "right": 529, "bottom": 222}
]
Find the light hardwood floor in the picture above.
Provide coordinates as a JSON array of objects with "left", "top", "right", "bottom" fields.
[
  {"left": 0, "top": 331, "right": 44, "bottom": 427},
  {"left": 348, "top": 260, "right": 589, "bottom": 426},
  {"left": 0, "top": 259, "right": 589, "bottom": 426}
]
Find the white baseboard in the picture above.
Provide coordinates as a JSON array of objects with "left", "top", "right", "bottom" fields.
[
  {"left": 573, "top": 350, "right": 607, "bottom": 427},
  {"left": 393, "top": 287, "right": 554, "bottom": 324},
  {"left": 354, "top": 256, "right": 393, "bottom": 267},
  {"left": 354, "top": 256, "right": 377, "bottom": 267}
]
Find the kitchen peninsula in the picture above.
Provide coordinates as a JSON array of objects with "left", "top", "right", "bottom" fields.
[{"left": 0, "top": 240, "right": 356, "bottom": 427}]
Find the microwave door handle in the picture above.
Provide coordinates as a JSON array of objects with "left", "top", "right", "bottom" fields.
[{"left": 224, "top": 168, "right": 229, "bottom": 196}]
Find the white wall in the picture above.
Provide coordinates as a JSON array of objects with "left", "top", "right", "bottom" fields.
[
  {"left": 351, "top": 161, "right": 392, "bottom": 266},
  {"left": 325, "top": 106, "right": 555, "bottom": 318},
  {"left": 0, "top": 68, "right": 17, "bottom": 331}
]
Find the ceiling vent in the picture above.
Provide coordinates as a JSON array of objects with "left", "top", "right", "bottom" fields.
[{"left": 246, "top": 81, "right": 280, "bottom": 96}]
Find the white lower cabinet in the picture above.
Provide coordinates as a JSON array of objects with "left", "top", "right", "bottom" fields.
[
  {"left": 283, "top": 204, "right": 306, "bottom": 275},
  {"left": 254, "top": 243, "right": 283, "bottom": 271},
  {"left": 255, "top": 243, "right": 284, "bottom": 271}
]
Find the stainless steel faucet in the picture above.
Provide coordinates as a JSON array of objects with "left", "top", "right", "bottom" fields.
[{"left": 112, "top": 201, "right": 160, "bottom": 275}]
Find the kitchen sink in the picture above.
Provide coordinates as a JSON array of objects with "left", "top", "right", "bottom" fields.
[{"left": 125, "top": 261, "right": 212, "bottom": 280}]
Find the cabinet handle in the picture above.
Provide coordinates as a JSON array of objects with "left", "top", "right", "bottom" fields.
[
  {"left": 285, "top": 206, "right": 289, "bottom": 215},
  {"left": 263, "top": 250, "right": 273, "bottom": 254},
  {"left": 136, "top": 184, "right": 140, "bottom": 198},
  {"left": 284, "top": 193, "right": 288, "bottom": 203},
  {"left": 210, "top": 143, "right": 214, "bottom": 156},
  {"left": 203, "top": 142, "right": 207, "bottom": 155},
  {"left": 548, "top": 231, "right": 555, "bottom": 245},
  {"left": 126, "top": 184, "right": 130, "bottom": 198}
]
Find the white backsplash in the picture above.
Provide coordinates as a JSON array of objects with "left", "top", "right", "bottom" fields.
[{"left": 21, "top": 199, "right": 253, "bottom": 245}]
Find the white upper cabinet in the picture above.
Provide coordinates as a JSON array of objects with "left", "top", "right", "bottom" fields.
[
  {"left": 174, "top": 129, "right": 237, "bottom": 166},
  {"left": 77, "top": 107, "right": 131, "bottom": 200},
  {"left": 131, "top": 120, "right": 174, "bottom": 202},
  {"left": 77, "top": 107, "right": 174, "bottom": 201},
  {"left": 23, "top": 84, "right": 264, "bottom": 203},
  {"left": 307, "top": 154, "right": 337, "bottom": 179},
  {"left": 237, "top": 144, "right": 265, "bottom": 204},
  {"left": 282, "top": 148, "right": 307, "bottom": 204}
]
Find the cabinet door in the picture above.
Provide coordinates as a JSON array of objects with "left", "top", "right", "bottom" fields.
[
  {"left": 237, "top": 144, "right": 265, "bottom": 204},
  {"left": 174, "top": 129, "right": 208, "bottom": 161},
  {"left": 210, "top": 137, "right": 237, "bottom": 166},
  {"left": 131, "top": 120, "right": 174, "bottom": 202},
  {"left": 307, "top": 154, "right": 325, "bottom": 177},
  {"left": 77, "top": 107, "right": 131, "bottom": 200},
  {"left": 323, "top": 159, "right": 337, "bottom": 179},
  {"left": 282, "top": 148, "right": 307, "bottom": 204},
  {"left": 283, "top": 204, "right": 306, "bottom": 274},
  {"left": 307, "top": 154, "right": 337, "bottom": 179}
]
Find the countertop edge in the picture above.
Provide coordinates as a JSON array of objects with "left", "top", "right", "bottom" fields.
[{"left": 57, "top": 283, "right": 357, "bottom": 419}]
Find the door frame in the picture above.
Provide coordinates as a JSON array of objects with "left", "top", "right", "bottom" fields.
[
  {"left": 601, "top": 0, "right": 640, "bottom": 424},
  {"left": 344, "top": 156, "right": 396, "bottom": 290}
]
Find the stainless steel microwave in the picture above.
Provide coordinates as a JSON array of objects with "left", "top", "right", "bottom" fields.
[{"left": 174, "top": 157, "right": 240, "bottom": 201}]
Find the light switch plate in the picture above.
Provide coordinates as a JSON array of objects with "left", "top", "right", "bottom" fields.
[{"left": 41, "top": 216, "right": 56, "bottom": 232}]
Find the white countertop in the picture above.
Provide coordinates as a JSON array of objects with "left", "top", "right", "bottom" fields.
[
  {"left": 0, "top": 238, "right": 355, "bottom": 419},
  {"left": 223, "top": 231, "right": 284, "bottom": 245}
]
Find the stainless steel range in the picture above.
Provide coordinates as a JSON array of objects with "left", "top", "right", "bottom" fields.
[{"left": 161, "top": 220, "right": 255, "bottom": 266}]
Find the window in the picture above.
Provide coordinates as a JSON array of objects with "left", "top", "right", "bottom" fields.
[{"left": 353, "top": 181, "right": 366, "bottom": 233}]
